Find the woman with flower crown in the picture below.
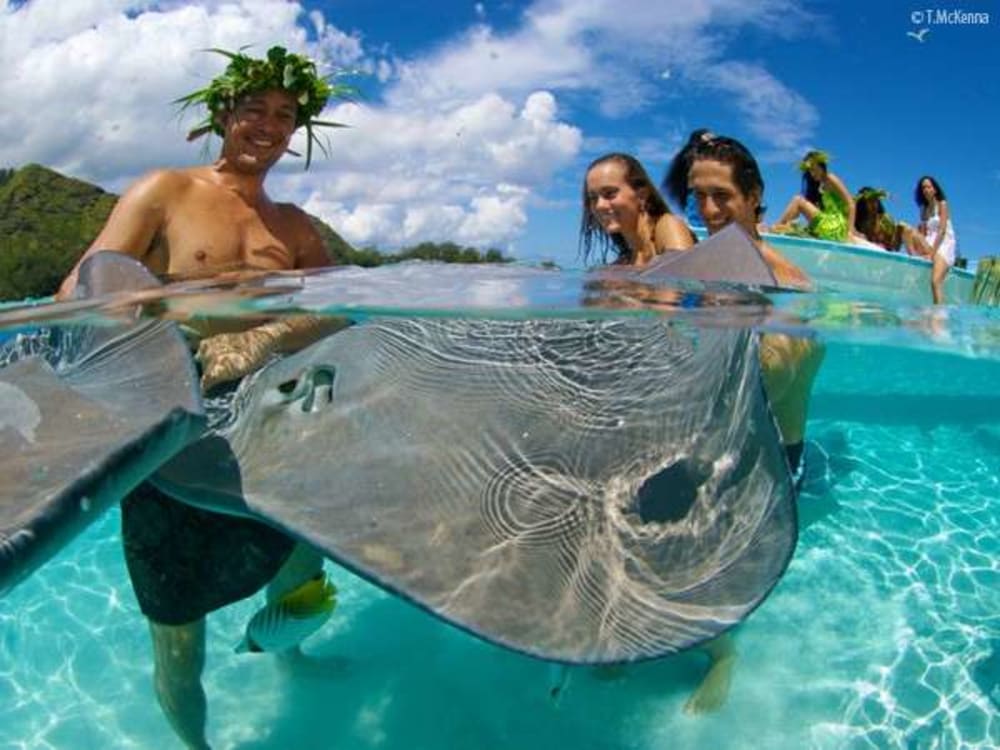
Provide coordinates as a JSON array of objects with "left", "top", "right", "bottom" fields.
[{"left": 769, "top": 150, "right": 857, "bottom": 243}]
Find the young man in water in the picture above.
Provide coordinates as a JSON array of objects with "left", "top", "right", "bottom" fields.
[
  {"left": 663, "top": 133, "right": 825, "bottom": 714},
  {"left": 58, "top": 47, "right": 348, "bottom": 750},
  {"left": 685, "top": 134, "right": 823, "bottom": 469}
]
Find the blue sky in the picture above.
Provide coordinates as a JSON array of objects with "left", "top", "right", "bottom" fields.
[{"left": 1, "top": 0, "right": 997, "bottom": 266}]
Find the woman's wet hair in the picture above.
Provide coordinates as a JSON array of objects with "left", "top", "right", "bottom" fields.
[
  {"left": 662, "top": 128, "right": 715, "bottom": 211},
  {"left": 914, "top": 175, "right": 947, "bottom": 207},
  {"left": 800, "top": 151, "right": 829, "bottom": 207},
  {"left": 687, "top": 134, "right": 767, "bottom": 219},
  {"left": 579, "top": 153, "right": 672, "bottom": 265}
]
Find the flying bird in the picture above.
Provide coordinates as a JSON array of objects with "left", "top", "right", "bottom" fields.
[{"left": 907, "top": 28, "right": 930, "bottom": 42}]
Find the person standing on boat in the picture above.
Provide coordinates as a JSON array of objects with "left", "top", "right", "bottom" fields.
[
  {"left": 57, "top": 46, "right": 350, "bottom": 750},
  {"left": 770, "top": 150, "right": 857, "bottom": 243},
  {"left": 580, "top": 152, "right": 695, "bottom": 267},
  {"left": 902, "top": 176, "right": 957, "bottom": 304}
]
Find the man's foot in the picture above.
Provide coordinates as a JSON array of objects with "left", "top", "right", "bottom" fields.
[{"left": 683, "top": 653, "right": 735, "bottom": 714}]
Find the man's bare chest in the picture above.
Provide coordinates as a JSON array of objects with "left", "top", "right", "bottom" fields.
[{"left": 161, "top": 193, "right": 297, "bottom": 274}]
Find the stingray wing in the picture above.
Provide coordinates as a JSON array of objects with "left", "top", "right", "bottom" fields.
[
  {"left": 152, "top": 226, "right": 798, "bottom": 663},
  {"left": 0, "top": 252, "right": 205, "bottom": 596},
  {"left": 157, "top": 317, "right": 796, "bottom": 663}
]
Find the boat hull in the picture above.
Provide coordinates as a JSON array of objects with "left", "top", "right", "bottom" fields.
[{"left": 762, "top": 232, "right": 975, "bottom": 304}]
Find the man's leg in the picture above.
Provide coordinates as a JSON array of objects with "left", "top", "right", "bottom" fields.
[
  {"left": 266, "top": 542, "right": 325, "bottom": 603},
  {"left": 150, "top": 619, "right": 211, "bottom": 750},
  {"left": 684, "top": 633, "right": 737, "bottom": 714},
  {"left": 760, "top": 334, "right": 826, "bottom": 448}
]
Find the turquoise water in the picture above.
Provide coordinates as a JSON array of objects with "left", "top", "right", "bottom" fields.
[{"left": 1, "top": 267, "right": 999, "bottom": 749}]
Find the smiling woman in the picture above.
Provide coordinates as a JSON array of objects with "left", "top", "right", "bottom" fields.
[{"left": 579, "top": 153, "right": 693, "bottom": 267}]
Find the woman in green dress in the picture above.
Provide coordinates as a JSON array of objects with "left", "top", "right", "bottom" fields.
[{"left": 770, "top": 150, "right": 856, "bottom": 242}]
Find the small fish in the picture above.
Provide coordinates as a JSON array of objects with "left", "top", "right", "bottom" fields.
[
  {"left": 548, "top": 663, "right": 571, "bottom": 703},
  {"left": 236, "top": 574, "right": 337, "bottom": 653}
]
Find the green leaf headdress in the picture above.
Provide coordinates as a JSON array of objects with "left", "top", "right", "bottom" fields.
[
  {"left": 856, "top": 186, "right": 889, "bottom": 202},
  {"left": 798, "top": 150, "right": 831, "bottom": 172},
  {"left": 175, "top": 45, "right": 356, "bottom": 168}
]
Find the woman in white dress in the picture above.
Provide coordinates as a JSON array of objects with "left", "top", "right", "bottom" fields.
[{"left": 903, "top": 175, "right": 957, "bottom": 304}]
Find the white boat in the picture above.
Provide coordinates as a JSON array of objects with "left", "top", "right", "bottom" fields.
[{"left": 760, "top": 232, "right": 976, "bottom": 304}]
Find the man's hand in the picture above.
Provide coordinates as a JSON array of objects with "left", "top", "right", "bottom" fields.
[
  {"left": 196, "top": 326, "right": 282, "bottom": 392},
  {"left": 195, "top": 315, "right": 350, "bottom": 392}
]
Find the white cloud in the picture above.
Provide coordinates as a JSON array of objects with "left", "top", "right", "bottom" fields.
[
  {"left": 297, "top": 88, "right": 580, "bottom": 249},
  {"left": 384, "top": 0, "right": 818, "bottom": 122},
  {"left": 297, "top": 0, "right": 820, "bottom": 251},
  {"left": 0, "top": 0, "right": 823, "bottom": 254},
  {"left": 0, "top": 0, "right": 363, "bottom": 184},
  {"left": 691, "top": 61, "right": 819, "bottom": 159}
]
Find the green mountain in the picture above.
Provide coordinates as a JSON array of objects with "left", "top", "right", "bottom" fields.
[
  {"left": 0, "top": 164, "right": 118, "bottom": 301},
  {"left": 0, "top": 164, "right": 509, "bottom": 302}
]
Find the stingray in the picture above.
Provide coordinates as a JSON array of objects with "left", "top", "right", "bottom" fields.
[
  {"left": 155, "top": 314, "right": 796, "bottom": 662},
  {"left": 1, "top": 225, "right": 797, "bottom": 662},
  {"left": 153, "top": 225, "right": 797, "bottom": 662},
  {"left": 0, "top": 253, "right": 205, "bottom": 595}
]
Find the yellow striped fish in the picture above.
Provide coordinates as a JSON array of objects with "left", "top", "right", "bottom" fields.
[{"left": 236, "top": 574, "right": 337, "bottom": 653}]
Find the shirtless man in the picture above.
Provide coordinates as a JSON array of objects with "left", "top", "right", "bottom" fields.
[
  {"left": 685, "top": 133, "right": 823, "bottom": 467},
  {"left": 58, "top": 47, "right": 346, "bottom": 750},
  {"left": 676, "top": 133, "right": 825, "bottom": 713}
]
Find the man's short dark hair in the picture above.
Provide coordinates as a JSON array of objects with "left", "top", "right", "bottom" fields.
[{"left": 689, "top": 135, "right": 767, "bottom": 220}]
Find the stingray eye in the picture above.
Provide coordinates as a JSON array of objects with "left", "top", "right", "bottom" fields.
[
  {"left": 311, "top": 367, "right": 335, "bottom": 390},
  {"left": 273, "top": 366, "right": 336, "bottom": 413},
  {"left": 299, "top": 366, "right": 337, "bottom": 413}
]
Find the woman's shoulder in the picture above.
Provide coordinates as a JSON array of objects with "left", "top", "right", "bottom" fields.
[{"left": 653, "top": 213, "right": 695, "bottom": 250}]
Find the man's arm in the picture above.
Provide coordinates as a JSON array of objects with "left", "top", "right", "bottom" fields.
[
  {"left": 56, "top": 170, "right": 177, "bottom": 299},
  {"left": 755, "top": 244, "right": 823, "bottom": 448},
  {"left": 760, "top": 244, "right": 812, "bottom": 291},
  {"left": 196, "top": 209, "right": 344, "bottom": 391},
  {"left": 292, "top": 209, "right": 334, "bottom": 271}
]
